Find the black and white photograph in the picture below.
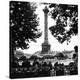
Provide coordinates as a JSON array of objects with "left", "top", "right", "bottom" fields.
[{"left": 9, "top": 0, "right": 78, "bottom": 79}]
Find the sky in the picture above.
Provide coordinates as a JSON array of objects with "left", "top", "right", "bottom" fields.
[{"left": 18, "top": 3, "right": 78, "bottom": 54}]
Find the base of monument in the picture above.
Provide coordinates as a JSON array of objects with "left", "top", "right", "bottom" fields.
[{"left": 41, "top": 42, "right": 51, "bottom": 54}]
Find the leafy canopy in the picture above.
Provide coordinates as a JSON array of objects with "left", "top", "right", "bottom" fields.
[
  {"left": 49, "top": 4, "right": 78, "bottom": 44},
  {"left": 10, "top": 1, "right": 42, "bottom": 49}
]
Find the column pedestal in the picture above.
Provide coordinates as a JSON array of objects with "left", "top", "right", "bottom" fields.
[{"left": 41, "top": 42, "right": 50, "bottom": 54}]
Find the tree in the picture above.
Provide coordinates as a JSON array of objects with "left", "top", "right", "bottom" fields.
[
  {"left": 74, "top": 46, "right": 78, "bottom": 52},
  {"left": 10, "top": 1, "right": 41, "bottom": 49},
  {"left": 10, "top": 1, "right": 42, "bottom": 74},
  {"left": 10, "top": 1, "right": 41, "bottom": 60},
  {"left": 49, "top": 4, "right": 78, "bottom": 44}
]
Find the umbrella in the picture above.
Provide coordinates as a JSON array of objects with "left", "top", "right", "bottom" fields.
[
  {"left": 42, "top": 55, "right": 54, "bottom": 59},
  {"left": 19, "top": 56, "right": 27, "bottom": 61},
  {"left": 29, "top": 55, "right": 41, "bottom": 60}
]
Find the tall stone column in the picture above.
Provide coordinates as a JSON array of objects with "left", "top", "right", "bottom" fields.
[
  {"left": 43, "top": 6, "right": 49, "bottom": 43},
  {"left": 41, "top": 6, "right": 51, "bottom": 54}
]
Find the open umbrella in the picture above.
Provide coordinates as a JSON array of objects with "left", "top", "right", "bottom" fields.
[
  {"left": 42, "top": 54, "right": 54, "bottom": 59},
  {"left": 29, "top": 55, "right": 41, "bottom": 60}
]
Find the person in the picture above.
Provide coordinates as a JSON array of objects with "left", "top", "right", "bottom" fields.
[
  {"left": 54, "top": 62, "right": 58, "bottom": 70},
  {"left": 56, "top": 63, "right": 64, "bottom": 76},
  {"left": 22, "top": 60, "right": 31, "bottom": 71},
  {"left": 48, "top": 62, "right": 52, "bottom": 70},
  {"left": 41, "top": 61, "right": 51, "bottom": 76},
  {"left": 32, "top": 59, "right": 41, "bottom": 72}
]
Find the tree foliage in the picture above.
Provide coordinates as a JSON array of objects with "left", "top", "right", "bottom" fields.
[
  {"left": 49, "top": 4, "right": 78, "bottom": 44},
  {"left": 10, "top": 1, "right": 42, "bottom": 50}
]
